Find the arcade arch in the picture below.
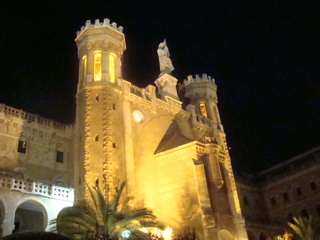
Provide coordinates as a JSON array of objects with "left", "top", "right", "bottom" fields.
[
  {"left": 13, "top": 200, "right": 47, "bottom": 233},
  {"left": 218, "top": 230, "right": 234, "bottom": 240}
]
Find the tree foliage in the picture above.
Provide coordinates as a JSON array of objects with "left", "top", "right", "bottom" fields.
[
  {"left": 50, "top": 181, "right": 162, "bottom": 240},
  {"left": 288, "top": 217, "right": 316, "bottom": 240}
]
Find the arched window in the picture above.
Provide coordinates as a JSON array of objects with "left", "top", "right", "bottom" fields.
[
  {"left": 211, "top": 104, "right": 219, "bottom": 123},
  {"left": 199, "top": 102, "right": 208, "bottom": 117},
  {"left": 81, "top": 55, "right": 87, "bottom": 84},
  {"left": 109, "top": 53, "right": 116, "bottom": 83},
  {"left": 94, "top": 51, "right": 102, "bottom": 81}
]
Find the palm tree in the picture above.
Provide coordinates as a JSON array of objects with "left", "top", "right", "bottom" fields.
[
  {"left": 288, "top": 216, "right": 315, "bottom": 240},
  {"left": 50, "top": 181, "right": 162, "bottom": 240}
]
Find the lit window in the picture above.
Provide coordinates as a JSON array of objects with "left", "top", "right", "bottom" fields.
[
  {"left": 211, "top": 104, "right": 219, "bottom": 123},
  {"left": 17, "top": 140, "right": 27, "bottom": 154},
  {"left": 81, "top": 55, "right": 87, "bottom": 84},
  {"left": 56, "top": 151, "right": 64, "bottom": 163},
  {"left": 94, "top": 51, "right": 102, "bottom": 81},
  {"left": 109, "top": 53, "right": 116, "bottom": 83},
  {"left": 199, "top": 102, "right": 208, "bottom": 117}
]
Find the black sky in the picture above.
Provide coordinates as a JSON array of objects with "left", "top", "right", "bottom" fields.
[{"left": 0, "top": 0, "right": 319, "bottom": 173}]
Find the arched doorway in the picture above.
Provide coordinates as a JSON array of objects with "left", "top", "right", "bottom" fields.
[
  {"left": 259, "top": 232, "right": 268, "bottom": 240},
  {"left": 13, "top": 200, "right": 47, "bottom": 233},
  {"left": 218, "top": 230, "right": 234, "bottom": 240},
  {"left": 247, "top": 231, "right": 256, "bottom": 240}
]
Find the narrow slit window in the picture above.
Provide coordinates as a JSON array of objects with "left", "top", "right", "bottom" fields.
[
  {"left": 211, "top": 104, "right": 219, "bottom": 123},
  {"left": 56, "top": 151, "right": 64, "bottom": 163},
  {"left": 95, "top": 95, "right": 99, "bottom": 102},
  {"left": 94, "top": 51, "right": 102, "bottom": 81},
  {"left": 95, "top": 135, "right": 99, "bottom": 141},
  {"left": 112, "top": 143, "right": 116, "bottom": 148},
  {"left": 109, "top": 53, "right": 116, "bottom": 83},
  {"left": 81, "top": 55, "right": 87, "bottom": 85}
]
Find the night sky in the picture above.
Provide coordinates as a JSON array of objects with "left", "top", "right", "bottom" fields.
[{"left": 1, "top": 0, "right": 319, "bottom": 173}]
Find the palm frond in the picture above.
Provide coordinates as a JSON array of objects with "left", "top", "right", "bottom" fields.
[
  {"left": 56, "top": 180, "right": 161, "bottom": 240},
  {"left": 288, "top": 216, "right": 315, "bottom": 240}
]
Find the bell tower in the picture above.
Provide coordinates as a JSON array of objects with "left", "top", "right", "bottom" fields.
[{"left": 74, "top": 18, "right": 126, "bottom": 202}]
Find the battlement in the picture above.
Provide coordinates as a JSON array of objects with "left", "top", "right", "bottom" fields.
[
  {"left": 183, "top": 74, "right": 215, "bottom": 86},
  {"left": 76, "top": 18, "right": 124, "bottom": 37}
]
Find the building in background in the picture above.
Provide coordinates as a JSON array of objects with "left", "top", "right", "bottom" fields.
[
  {"left": 0, "top": 104, "right": 74, "bottom": 236},
  {"left": 236, "top": 146, "right": 320, "bottom": 240}
]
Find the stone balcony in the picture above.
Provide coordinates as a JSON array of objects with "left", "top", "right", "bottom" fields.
[{"left": 0, "top": 176, "right": 74, "bottom": 201}]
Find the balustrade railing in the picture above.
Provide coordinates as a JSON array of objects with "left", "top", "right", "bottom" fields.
[
  {"left": 0, "top": 176, "right": 73, "bottom": 201},
  {"left": 0, "top": 104, "right": 69, "bottom": 131}
]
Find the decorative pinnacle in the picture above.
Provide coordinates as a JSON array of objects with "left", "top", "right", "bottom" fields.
[
  {"left": 183, "top": 74, "right": 215, "bottom": 86},
  {"left": 76, "top": 18, "right": 124, "bottom": 37}
]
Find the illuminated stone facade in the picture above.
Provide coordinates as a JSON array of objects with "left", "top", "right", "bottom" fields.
[
  {"left": 236, "top": 146, "right": 320, "bottom": 240},
  {"left": 0, "top": 18, "right": 248, "bottom": 239},
  {"left": 73, "top": 18, "right": 247, "bottom": 240},
  {"left": 0, "top": 104, "right": 74, "bottom": 236}
]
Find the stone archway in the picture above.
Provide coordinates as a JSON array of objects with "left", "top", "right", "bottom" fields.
[
  {"left": 247, "top": 231, "right": 257, "bottom": 240},
  {"left": 259, "top": 232, "right": 268, "bottom": 240},
  {"left": 13, "top": 200, "right": 47, "bottom": 233},
  {"left": 218, "top": 230, "right": 234, "bottom": 240}
]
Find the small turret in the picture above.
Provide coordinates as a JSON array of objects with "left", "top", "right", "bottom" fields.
[
  {"left": 75, "top": 18, "right": 126, "bottom": 92},
  {"left": 181, "top": 74, "right": 223, "bottom": 131}
]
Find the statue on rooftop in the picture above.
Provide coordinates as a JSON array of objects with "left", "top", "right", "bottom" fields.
[{"left": 157, "top": 39, "right": 174, "bottom": 75}]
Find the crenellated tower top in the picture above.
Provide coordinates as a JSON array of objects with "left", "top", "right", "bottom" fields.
[
  {"left": 76, "top": 18, "right": 124, "bottom": 37},
  {"left": 183, "top": 73, "right": 215, "bottom": 86},
  {"left": 75, "top": 18, "right": 126, "bottom": 90},
  {"left": 180, "top": 73, "right": 223, "bottom": 131}
]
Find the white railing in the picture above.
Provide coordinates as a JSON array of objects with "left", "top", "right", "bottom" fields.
[{"left": 0, "top": 176, "right": 74, "bottom": 201}]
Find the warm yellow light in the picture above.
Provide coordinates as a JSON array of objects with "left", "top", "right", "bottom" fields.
[
  {"left": 162, "top": 227, "right": 173, "bottom": 240},
  {"left": 199, "top": 102, "right": 208, "bottom": 117},
  {"left": 82, "top": 55, "right": 87, "bottom": 84},
  {"left": 211, "top": 104, "right": 218, "bottom": 123},
  {"left": 139, "top": 228, "right": 148, "bottom": 233},
  {"left": 94, "top": 51, "right": 102, "bottom": 81},
  {"left": 109, "top": 53, "right": 115, "bottom": 83},
  {"left": 132, "top": 110, "right": 144, "bottom": 123}
]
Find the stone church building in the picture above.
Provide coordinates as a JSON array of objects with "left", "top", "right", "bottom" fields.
[
  {"left": 3, "top": 17, "right": 318, "bottom": 240},
  {"left": 0, "top": 18, "right": 246, "bottom": 239}
]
